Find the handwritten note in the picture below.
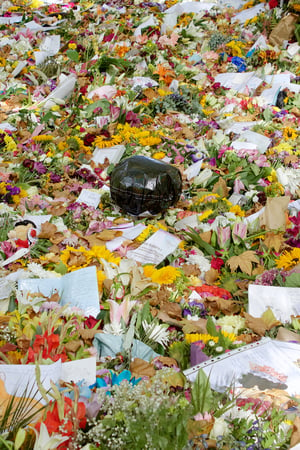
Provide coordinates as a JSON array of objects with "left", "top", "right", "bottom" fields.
[
  {"left": 76, "top": 189, "right": 101, "bottom": 208},
  {"left": 248, "top": 284, "right": 300, "bottom": 323},
  {"left": 126, "top": 229, "right": 181, "bottom": 265},
  {"left": 18, "top": 266, "right": 100, "bottom": 317}
]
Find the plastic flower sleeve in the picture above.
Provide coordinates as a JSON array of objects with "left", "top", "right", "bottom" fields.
[{"left": 110, "top": 155, "right": 182, "bottom": 216}]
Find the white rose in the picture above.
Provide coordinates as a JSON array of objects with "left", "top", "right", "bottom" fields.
[{"left": 210, "top": 417, "right": 230, "bottom": 440}]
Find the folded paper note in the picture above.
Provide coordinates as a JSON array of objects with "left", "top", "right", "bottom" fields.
[{"left": 18, "top": 266, "right": 100, "bottom": 317}]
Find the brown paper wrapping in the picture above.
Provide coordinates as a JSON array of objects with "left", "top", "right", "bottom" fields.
[
  {"left": 269, "top": 13, "right": 299, "bottom": 47},
  {"left": 259, "top": 196, "right": 290, "bottom": 231}
]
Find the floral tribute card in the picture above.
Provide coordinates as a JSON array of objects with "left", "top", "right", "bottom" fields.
[
  {"left": 18, "top": 266, "right": 100, "bottom": 317},
  {"left": 184, "top": 338, "right": 300, "bottom": 397},
  {"left": 248, "top": 284, "right": 300, "bottom": 323}
]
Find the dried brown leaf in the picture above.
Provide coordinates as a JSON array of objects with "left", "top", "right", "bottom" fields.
[
  {"left": 157, "top": 311, "right": 183, "bottom": 328},
  {"left": 130, "top": 358, "right": 156, "bottom": 378},
  {"left": 227, "top": 250, "right": 259, "bottom": 276},
  {"left": 182, "top": 318, "right": 207, "bottom": 334},
  {"left": 212, "top": 177, "right": 230, "bottom": 198},
  {"left": 50, "top": 232, "right": 65, "bottom": 245},
  {"left": 204, "top": 296, "right": 241, "bottom": 316},
  {"left": 38, "top": 222, "right": 57, "bottom": 239},
  {"left": 290, "top": 416, "right": 300, "bottom": 448},
  {"left": 204, "top": 268, "right": 219, "bottom": 285},
  {"left": 154, "top": 356, "right": 178, "bottom": 368},
  {"left": 244, "top": 312, "right": 267, "bottom": 336},
  {"left": 160, "top": 302, "right": 182, "bottom": 320},
  {"left": 181, "top": 264, "right": 201, "bottom": 277},
  {"left": 47, "top": 204, "right": 67, "bottom": 216},
  {"left": 261, "top": 307, "right": 281, "bottom": 329},
  {"left": 48, "top": 291, "right": 60, "bottom": 303},
  {"left": 64, "top": 340, "right": 82, "bottom": 352},
  {"left": 97, "top": 229, "right": 123, "bottom": 241},
  {"left": 264, "top": 232, "right": 285, "bottom": 253}
]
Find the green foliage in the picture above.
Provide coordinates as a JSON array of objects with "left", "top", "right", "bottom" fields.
[
  {"left": 0, "top": 383, "right": 45, "bottom": 444},
  {"left": 168, "top": 341, "right": 190, "bottom": 370},
  {"left": 190, "top": 369, "right": 213, "bottom": 415},
  {"left": 29, "top": 239, "right": 51, "bottom": 259},
  {"left": 66, "top": 49, "right": 79, "bottom": 62},
  {"left": 183, "top": 227, "right": 215, "bottom": 255},
  {"left": 77, "top": 376, "right": 192, "bottom": 449},
  {"left": 284, "top": 272, "right": 300, "bottom": 287}
]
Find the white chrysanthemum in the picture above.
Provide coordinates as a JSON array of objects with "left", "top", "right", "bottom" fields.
[
  {"left": 51, "top": 217, "right": 68, "bottom": 233},
  {"left": 186, "top": 247, "right": 211, "bottom": 275},
  {"left": 276, "top": 167, "right": 300, "bottom": 196},
  {"left": 0, "top": 203, "right": 16, "bottom": 214},
  {"left": 216, "top": 315, "right": 246, "bottom": 335},
  {"left": 142, "top": 321, "right": 170, "bottom": 348},
  {"left": 223, "top": 405, "right": 256, "bottom": 423},
  {"left": 103, "top": 322, "right": 125, "bottom": 336},
  {"left": 27, "top": 263, "right": 61, "bottom": 279}
]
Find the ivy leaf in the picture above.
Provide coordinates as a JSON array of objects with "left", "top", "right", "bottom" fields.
[
  {"left": 227, "top": 250, "right": 259, "bottom": 276},
  {"left": 284, "top": 272, "right": 300, "bottom": 288},
  {"left": 66, "top": 49, "right": 79, "bottom": 62}
]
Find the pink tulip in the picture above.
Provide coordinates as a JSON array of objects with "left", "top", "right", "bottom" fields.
[
  {"left": 232, "top": 222, "right": 247, "bottom": 244},
  {"left": 217, "top": 226, "right": 231, "bottom": 249}
]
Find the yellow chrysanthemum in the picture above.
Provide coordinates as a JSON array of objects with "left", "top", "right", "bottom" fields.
[
  {"left": 198, "top": 209, "right": 214, "bottom": 221},
  {"left": 87, "top": 246, "right": 121, "bottom": 265},
  {"left": 139, "top": 136, "right": 162, "bottom": 146},
  {"left": 276, "top": 248, "right": 300, "bottom": 270},
  {"left": 94, "top": 135, "right": 123, "bottom": 148},
  {"left": 229, "top": 205, "right": 245, "bottom": 217},
  {"left": 143, "top": 265, "right": 156, "bottom": 278},
  {"left": 32, "top": 135, "right": 54, "bottom": 142},
  {"left": 157, "top": 88, "right": 172, "bottom": 97},
  {"left": 60, "top": 246, "right": 89, "bottom": 271},
  {"left": 271, "top": 142, "right": 293, "bottom": 154},
  {"left": 283, "top": 127, "right": 298, "bottom": 141},
  {"left": 4, "top": 135, "right": 17, "bottom": 152},
  {"left": 267, "top": 168, "right": 277, "bottom": 183},
  {"left": 152, "top": 151, "right": 166, "bottom": 160},
  {"left": 97, "top": 270, "right": 106, "bottom": 291},
  {"left": 185, "top": 333, "right": 218, "bottom": 344},
  {"left": 150, "top": 266, "right": 181, "bottom": 285},
  {"left": 12, "top": 187, "right": 27, "bottom": 205}
]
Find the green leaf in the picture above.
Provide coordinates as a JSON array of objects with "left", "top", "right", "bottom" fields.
[
  {"left": 191, "top": 369, "right": 213, "bottom": 414},
  {"left": 284, "top": 272, "right": 300, "bottom": 288},
  {"left": 14, "top": 428, "right": 26, "bottom": 450},
  {"left": 263, "top": 107, "right": 273, "bottom": 121},
  {"left": 183, "top": 227, "right": 215, "bottom": 255},
  {"left": 206, "top": 316, "right": 218, "bottom": 336},
  {"left": 66, "top": 49, "right": 79, "bottom": 62},
  {"left": 85, "top": 99, "right": 110, "bottom": 117},
  {"left": 54, "top": 261, "right": 68, "bottom": 275}
]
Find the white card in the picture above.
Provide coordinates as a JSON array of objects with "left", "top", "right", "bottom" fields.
[
  {"left": 61, "top": 357, "right": 96, "bottom": 386},
  {"left": 77, "top": 189, "right": 101, "bottom": 208},
  {"left": 92, "top": 145, "right": 125, "bottom": 165},
  {"left": 248, "top": 284, "right": 300, "bottom": 323},
  {"left": 126, "top": 229, "right": 181, "bottom": 265}
]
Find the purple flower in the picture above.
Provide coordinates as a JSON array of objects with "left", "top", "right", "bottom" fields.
[
  {"left": 6, "top": 185, "right": 20, "bottom": 195},
  {"left": 50, "top": 172, "right": 61, "bottom": 183},
  {"left": 33, "top": 161, "right": 47, "bottom": 174}
]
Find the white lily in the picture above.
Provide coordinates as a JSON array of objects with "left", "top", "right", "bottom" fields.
[{"left": 33, "top": 423, "right": 69, "bottom": 450}]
